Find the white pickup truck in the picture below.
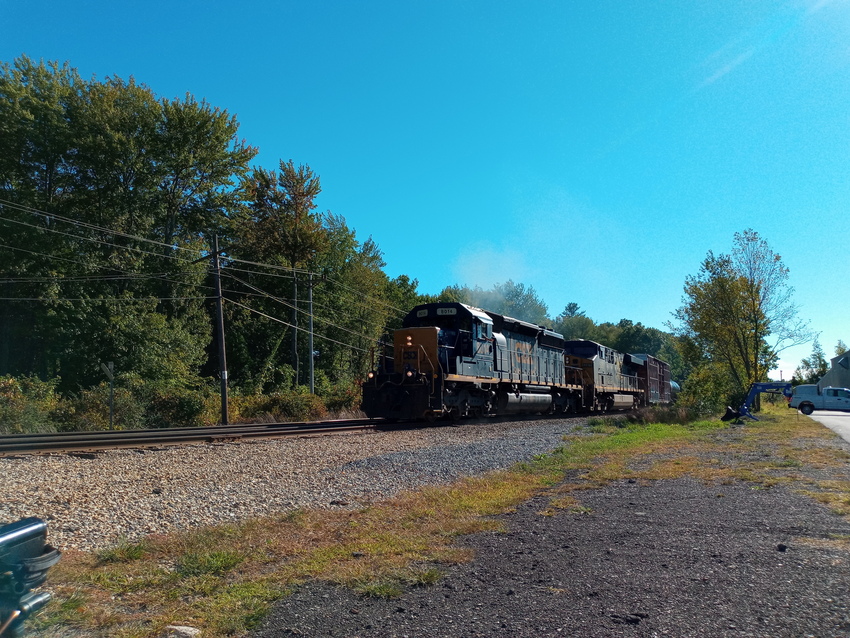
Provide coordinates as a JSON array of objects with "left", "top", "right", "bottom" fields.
[{"left": 789, "top": 385, "right": 850, "bottom": 415}]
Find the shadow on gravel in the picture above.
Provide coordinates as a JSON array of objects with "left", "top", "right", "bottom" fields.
[{"left": 254, "top": 478, "right": 850, "bottom": 638}]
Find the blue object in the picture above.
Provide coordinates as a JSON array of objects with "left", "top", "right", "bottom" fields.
[{"left": 721, "top": 382, "right": 793, "bottom": 421}]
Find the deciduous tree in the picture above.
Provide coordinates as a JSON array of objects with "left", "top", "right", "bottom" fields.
[
  {"left": 671, "top": 229, "right": 812, "bottom": 401},
  {"left": 793, "top": 340, "right": 829, "bottom": 385}
]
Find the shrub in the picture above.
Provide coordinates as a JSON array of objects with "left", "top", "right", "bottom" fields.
[
  {"left": 0, "top": 375, "right": 60, "bottom": 434},
  {"left": 319, "top": 383, "right": 361, "bottom": 413},
  {"left": 56, "top": 383, "right": 146, "bottom": 431},
  {"left": 144, "top": 388, "right": 209, "bottom": 429},
  {"left": 237, "top": 389, "right": 327, "bottom": 422}
]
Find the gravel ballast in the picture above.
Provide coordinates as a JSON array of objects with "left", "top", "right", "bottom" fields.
[{"left": 0, "top": 418, "right": 579, "bottom": 552}]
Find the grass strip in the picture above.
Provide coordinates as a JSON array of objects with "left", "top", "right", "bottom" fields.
[{"left": 33, "top": 404, "right": 850, "bottom": 637}]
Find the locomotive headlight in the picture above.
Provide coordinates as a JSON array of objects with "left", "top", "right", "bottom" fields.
[
  {"left": 406, "top": 370, "right": 414, "bottom": 378},
  {"left": 367, "top": 371, "right": 375, "bottom": 379},
  {"left": 406, "top": 335, "right": 413, "bottom": 345}
]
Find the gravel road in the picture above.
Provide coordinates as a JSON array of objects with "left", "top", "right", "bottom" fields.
[
  {"left": 251, "top": 421, "right": 850, "bottom": 638},
  {"left": 5, "top": 416, "right": 850, "bottom": 637},
  {"left": 255, "top": 478, "right": 850, "bottom": 638}
]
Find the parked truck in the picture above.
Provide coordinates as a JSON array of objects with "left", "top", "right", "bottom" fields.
[{"left": 789, "top": 385, "right": 850, "bottom": 415}]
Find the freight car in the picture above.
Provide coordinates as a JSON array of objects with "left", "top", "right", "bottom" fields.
[{"left": 361, "top": 302, "right": 672, "bottom": 420}]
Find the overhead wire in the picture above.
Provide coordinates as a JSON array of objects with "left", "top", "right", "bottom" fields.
[
  {"left": 1, "top": 198, "right": 408, "bottom": 321},
  {"left": 0, "top": 197, "right": 403, "bottom": 357},
  {"left": 225, "top": 299, "right": 370, "bottom": 353},
  {"left": 0, "top": 296, "right": 212, "bottom": 302},
  {"left": 0, "top": 210, "right": 202, "bottom": 265},
  {"left": 0, "top": 198, "right": 206, "bottom": 258},
  {"left": 221, "top": 264, "right": 407, "bottom": 322},
  {"left": 0, "top": 243, "right": 215, "bottom": 294},
  {"left": 221, "top": 271, "right": 389, "bottom": 347}
]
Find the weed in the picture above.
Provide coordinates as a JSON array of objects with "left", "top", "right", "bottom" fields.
[
  {"left": 96, "top": 540, "right": 149, "bottom": 564},
  {"left": 353, "top": 578, "right": 405, "bottom": 598},
  {"left": 176, "top": 551, "right": 244, "bottom": 577}
]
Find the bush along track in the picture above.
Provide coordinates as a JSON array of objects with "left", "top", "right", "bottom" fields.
[{"left": 31, "top": 406, "right": 850, "bottom": 637}]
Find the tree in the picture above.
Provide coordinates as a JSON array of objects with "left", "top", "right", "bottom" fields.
[
  {"left": 240, "top": 161, "right": 328, "bottom": 387},
  {"left": 559, "top": 302, "right": 585, "bottom": 318},
  {"left": 0, "top": 56, "right": 256, "bottom": 391},
  {"left": 671, "top": 229, "right": 812, "bottom": 401},
  {"left": 836, "top": 341, "right": 848, "bottom": 356},
  {"left": 613, "top": 319, "right": 666, "bottom": 356},
  {"left": 794, "top": 340, "right": 829, "bottom": 385}
]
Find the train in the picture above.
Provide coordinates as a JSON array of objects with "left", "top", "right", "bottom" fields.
[{"left": 361, "top": 302, "right": 672, "bottom": 420}]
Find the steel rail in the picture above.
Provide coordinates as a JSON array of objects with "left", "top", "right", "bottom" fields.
[{"left": 0, "top": 419, "right": 388, "bottom": 455}]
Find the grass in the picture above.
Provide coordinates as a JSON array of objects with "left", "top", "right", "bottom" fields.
[{"left": 32, "top": 403, "right": 850, "bottom": 637}]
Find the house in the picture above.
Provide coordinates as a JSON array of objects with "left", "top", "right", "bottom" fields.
[{"left": 819, "top": 352, "right": 850, "bottom": 390}]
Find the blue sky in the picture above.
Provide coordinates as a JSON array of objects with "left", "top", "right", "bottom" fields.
[{"left": 2, "top": 0, "right": 848, "bottom": 378}]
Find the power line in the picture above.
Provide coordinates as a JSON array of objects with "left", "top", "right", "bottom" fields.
[
  {"left": 0, "top": 296, "right": 212, "bottom": 302},
  {"left": 0, "top": 272, "right": 207, "bottom": 284},
  {"left": 0, "top": 210, "right": 201, "bottom": 265},
  {"left": 0, "top": 199, "right": 411, "bottom": 337},
  {"left": 226, "top": 299, "right": 370, "bottom": 353},
  {"left": 0, "top": 198, "right": 206, "bottom": 258},
  {"left": 222, "top": 271, "right": 387, "bottom": 346},
  {"left": 0, "top": 198, "right": 411, "bottom": 318},
  {"left": 221, "top": 264, "right": 407, "bottom": 321}
]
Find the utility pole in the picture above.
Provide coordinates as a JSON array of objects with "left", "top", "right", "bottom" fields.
[
  {"left": 308, "top": 272, "right": 314, "bottom": 394},
  {"left": 212, "top": 234, "right": 229, "bottom": 425},
  {"left": 292, "top": 273, "right": 299, "bottom": 388},
  {"left": 100, "top": 361, "right": 114, "bottom": 429}
]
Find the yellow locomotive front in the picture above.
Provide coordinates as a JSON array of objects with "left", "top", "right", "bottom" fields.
[
  {"left": 362, "top": 325, "right": 446, "bottom": 419},
  {"left": 394, "top": 327, "right": 440, "bottom": 381}
]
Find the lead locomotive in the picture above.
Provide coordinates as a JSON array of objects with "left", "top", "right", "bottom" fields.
[{"left": 362, "top": 302, "right": 671, "bottom": 420}]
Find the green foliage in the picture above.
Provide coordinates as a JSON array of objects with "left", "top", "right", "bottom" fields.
[
  {"left": 0, "top": 375, "right": 60, "bottom": 434},
  {"left": 313, "top": 370, "right": 361, "bottom": 412},
  {"left": 0, "top": 55, "right": 256, "bottom": 394},
  {"left": 553, "top": 313, "right": 597, "bottom": 340},
  {"left": 96, "top": 540, "right": 149, "bottom": 564},
  {"left": 1, "top": 54, "right": 695, "bottom": 431},
  {"left": 671, "top": 229, "right": 812, "bottom": 402},
  {"left": 177, "top": 551, "right": 244, "bottom": 577},
  {"left": 438, "top": 280, "right": 549, "bottom": 325},
  {"left": 675, "top": 362, "right": 736, "bottom": 416},
  {"left": 142, "top": 385, "right": 215, "bottom": 429},
  {"left": 794, "top": 340, "right": 830, "bottom": 385},
  {"left": 55, "top": 383, "right": 146, "bottom": 431},
  {"left": 608, "top": 405, "right": 706, "bottom": 427},
  {"left": 353, "top": 578, "right": 405, "bottom": 599},
  {"left": 236, "top": 389, "right": 328, "bottom": 422}
]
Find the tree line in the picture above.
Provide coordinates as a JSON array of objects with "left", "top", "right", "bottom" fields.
[
  {"left": 0, "top": 56, "right": 423, "bottom": 430},
  {"left": 0, "top": 56, "right": 830, "bottom": 431}
]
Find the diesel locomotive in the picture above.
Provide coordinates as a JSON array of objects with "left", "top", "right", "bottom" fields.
[{"left": 361, "top": 302, "right": 672, "bottom": 420}]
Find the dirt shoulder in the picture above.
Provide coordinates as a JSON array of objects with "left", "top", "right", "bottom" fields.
[{"left": 255, "top": 418, "right": 850, "bottom": 638}]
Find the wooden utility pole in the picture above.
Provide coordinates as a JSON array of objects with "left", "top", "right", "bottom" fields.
[
  {"left": 212, "top": 235, "right": 229, "bottom": 424},
  {"left": 308, "top": 273, "right": 314, "bottom": 394}
]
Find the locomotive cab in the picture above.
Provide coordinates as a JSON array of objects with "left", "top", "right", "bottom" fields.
[{"left": 402, "top": 303, "right": 495, "bottom": 378}]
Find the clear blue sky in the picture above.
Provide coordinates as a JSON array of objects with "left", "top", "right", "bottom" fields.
[{"left": 2, "top": 0, "right": 848, "bottom": 378}]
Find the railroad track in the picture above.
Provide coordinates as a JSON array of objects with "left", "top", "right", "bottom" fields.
[{"left": 0, "top": 419, "right": 390, "bottom": 455}]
